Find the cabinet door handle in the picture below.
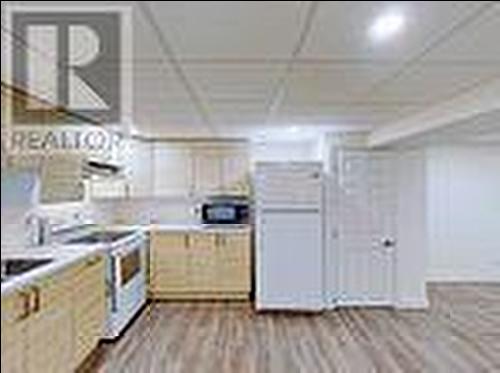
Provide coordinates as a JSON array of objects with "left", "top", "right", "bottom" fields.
[
  {"left": 17, "top": 291, "right": 31, "bottom": 321},
  {"left": 32, "top": 286, "right": 41, "bottom": 313},
  {"left": 185, "top": 234, "right": 190, "bottom": 249},
  {"left": 86, "top": 256, "right": 101, "bottom": 267}
]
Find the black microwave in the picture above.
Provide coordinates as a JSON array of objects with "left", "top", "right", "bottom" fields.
[{"left": 200, "top": 197, "right": 250, "bottom": 225}]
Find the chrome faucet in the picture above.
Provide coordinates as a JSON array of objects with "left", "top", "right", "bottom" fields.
[{"left": 24, "top": 213, "right": 50, "bottom": 247}]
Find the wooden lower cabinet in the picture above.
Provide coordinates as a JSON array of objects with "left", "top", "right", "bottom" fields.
[
  {"left": 1, "top": 254, "right": 106, "bottom": 373},
  {"left": 72, "top": 255, "right": 106, "bottom": 369},
  {"left": 150, "top": 230, "right": 251, "bottom": 300},
  {"left": 25, "top": 273, "right": 73, "bottom": 373},
  {"left": 150, "top": 232, "right": 190, "bottom": 293},
  {"left": 188, "top": 233, "right": 217, "bottom": 292},
  {"left": 1, "top": 290, "right": 29, "bottom": 373},
  {"left": 215, "top": 232, "right": 251, "bottom": 293}
]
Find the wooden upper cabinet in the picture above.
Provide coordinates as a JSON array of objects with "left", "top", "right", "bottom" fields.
[
  {"left": 128, "top": 139, "right": 153, "bottom": 197},
  {"left": 192, "top": 146, "right": 224, "bottom": 196},
  {"left": 40, "top": 154, "right": 86, "bottom": 204},
  {"left": 153, "top": 143, "right": 193, "bottom": 197},
  {"left": 192, "top": 143, "right": 250, "bottom": 196},
  {"left": 126, "top": 140, "right": 250, "bottom": 198},
  {"left": 220, "top": 147, "right": 250, "bottom": 195}
]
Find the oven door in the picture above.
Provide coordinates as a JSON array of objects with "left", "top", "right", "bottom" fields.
[
  {"left": 113, "top": 241, "right": 145, "bottom": 289},
  {"left": 106, "top": 235, "right": 147, "bottom": 338},
  {"left": 117, "top": 248, "right": 142, "bottom": 287}
]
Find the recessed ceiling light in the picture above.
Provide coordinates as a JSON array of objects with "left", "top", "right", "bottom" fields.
[{"left": 369, "top": 11, "right": 405, "bottom": 42}]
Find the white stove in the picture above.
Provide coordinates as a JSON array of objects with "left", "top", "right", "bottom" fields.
[
  {"left": 103, "top": 230, "right": 147, "bottom": 339},
  {"left": 58, "top": 227, "right": 148, "bottom": 340}
]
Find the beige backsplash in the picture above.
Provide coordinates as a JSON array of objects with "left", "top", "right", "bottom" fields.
[{"left": 92, "top": 197, "right": 199, "bottom": 226}]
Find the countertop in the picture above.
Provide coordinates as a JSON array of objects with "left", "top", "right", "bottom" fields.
[
  {"left": 1, "top": 244, "right": 106, "bottom": 297},
  {"left": 109, "top": 223, "right": 252, "bottom": 234},
  {"left": 1, "top": 223, "right": 252, "bottom": 297}
]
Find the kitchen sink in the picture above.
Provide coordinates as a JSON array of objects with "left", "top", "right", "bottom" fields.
[
  {"left": 1, "top": 258, "right": 54, "bottom": 283},
  {"left": 64, "top": 231, "right": 136, "bottom": 245}
]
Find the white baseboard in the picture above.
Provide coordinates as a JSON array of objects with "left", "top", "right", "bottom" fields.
[
  {"left": 427, "top": 274, "right": 500, "bottom": 283},
  {"left": 395, "top": 298, "right": 429, "bottom": 310}
]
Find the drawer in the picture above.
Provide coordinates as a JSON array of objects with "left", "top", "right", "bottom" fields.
[
  {"left": 189, "top": 232, "right": 217, "bottom": 250},
  {"left": 151, "top": 232, "right": 187, "bottom": 251},
  {"left": 1, "top": 291, "right": 30, "bottom": 324}
]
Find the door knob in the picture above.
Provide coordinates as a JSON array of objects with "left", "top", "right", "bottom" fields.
[{"left": 381, "top": 238, "right": 396, "bottom": 248}]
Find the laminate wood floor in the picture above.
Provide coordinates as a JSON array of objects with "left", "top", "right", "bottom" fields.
[{"left": 82, "top": 283, "right": 500, "bottom": 373}]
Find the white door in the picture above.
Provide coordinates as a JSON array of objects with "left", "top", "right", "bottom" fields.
[
  {"left": 257, "top": 210, "right": 324, "bottom": 311},
  {"left": 337, "top": 150, "right": 396, "bottom": 306}
]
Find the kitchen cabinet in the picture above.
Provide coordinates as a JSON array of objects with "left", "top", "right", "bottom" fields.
[
  {"left": 0, "top": 254, "right": 106, "bottom": 373},
  {"left": 153, "top": 143, "right": 193, "bottom": 197},
  {"left": 71, "top": 255, "right": 106, "bottom": 368},
  {"left": 215, "top": 232, "right": 251, "bottom": 293},
  {"left": 40, "top": 154, "right": 86, "bottom": 204},
  {"left": 1, "top": 84, "right": 111, "bottom": 189},
  {"left": 24, "top": 270, "right": 74, "bottom": 373},
  {"left": 127, "top": 140, "right": 250, "bottom": 198},
  {"left": 128, "top": 139, "right": 153, "bottom": 197},
  {"left": 88, "top": 177, "right": 128, "bottom": 199},
  {"left": 150, "top": 232, "right": 190, "bottom": 294},
  {"left": 2, "top": 152, "right": 86, "bottom": 204},
  {"left": 149, "top": 229, "right": 251, "bottom": 300},
  {"left": 192, "top": 144, "right": 250, "bottom": 196},
  {"left": 192, "top": 146, "right": 223, "bottom": 196},
  {"left": 220, "top": 147, "right": 250, "bottom": 195},
  {"left": 188, "top": 233, "right": 217, "bottom": 292},
  {"left": 1, "top": 290, "right": 28, "bottom": 373},
  {"left": 1, "top": 267, "right": 73, "bottom": 373}
]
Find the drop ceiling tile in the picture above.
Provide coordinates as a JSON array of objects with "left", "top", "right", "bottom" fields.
[
  {"left": 146, "top": 1, "right": 305, "bottom": 59},
  {"left": 423, "top": 5, "right": 500, "bottom": 62},
  {"left": 133, "top": 63, "right": 195, "bottom": 118},
  {"left": 209, "top": 100, "right": 267, "bottom": 127},
  {"left": 282, "top": 64, "right": 396, "bottom": 104},
  {"left": 277, "top": 102, "right": 415, "bottom": 126},
  {"left": 184, "top": 62, "right": 284, "bottom": 102},
  {"left": 302, "top": 1, "right": 489, "bottom": 61},
  {"left": 133, "top": 105, "right": 210, "bottom": 138},
  {"left": 367, "top": 64, "right": 500, "bottom": 105}
]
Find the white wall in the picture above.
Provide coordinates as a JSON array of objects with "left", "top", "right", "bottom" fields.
[
  {"left": 251, "top": 139, "right": 323, "bottom": 163},
  {"left": 1, "top": 169, "right": 39, "bottom": 247},
  {"left": 427, "top": 145, "right": 500, "bottom": 282}
]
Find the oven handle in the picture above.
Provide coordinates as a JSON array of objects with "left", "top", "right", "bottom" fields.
[
  {"left": 112, "top": 234, "right": 146, "bottom": 256},
  {"left": 109, "top": 256, "right": 118, "bottom": 313}
]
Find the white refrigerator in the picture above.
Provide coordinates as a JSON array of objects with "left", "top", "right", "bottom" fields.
[{"left": 254, "top": 162, "right": 325, "bottom": 311}]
